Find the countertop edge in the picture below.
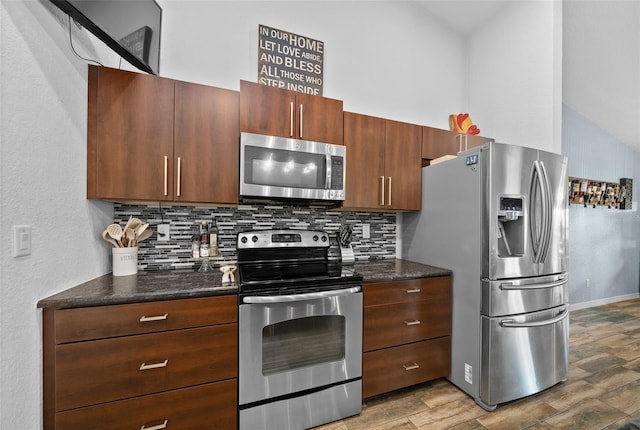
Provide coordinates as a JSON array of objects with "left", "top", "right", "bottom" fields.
[{"left": 37, "top": 259, "right": 451, "bottom": 310}]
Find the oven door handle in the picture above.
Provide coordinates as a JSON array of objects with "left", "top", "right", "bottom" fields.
[{"left": 243, "top": 286, "right": 361, "bottom": 304}]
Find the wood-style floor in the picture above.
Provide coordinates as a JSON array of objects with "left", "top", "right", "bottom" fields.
[{"left": 315, "top": 299, "right": 640, "bottom": 430}]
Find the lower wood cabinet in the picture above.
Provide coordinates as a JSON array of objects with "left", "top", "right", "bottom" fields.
[
  {"left": 55, "top": 380, "right": 236, "bottom": 430},
  {"left": 363, "top": 277, "right": 452, "bottom": 398},
  {"left": 42, "top": 296, "right": 237, "bottom": 430}
]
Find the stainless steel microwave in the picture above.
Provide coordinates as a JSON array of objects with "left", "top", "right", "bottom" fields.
[{"left": 240, "top": 132, "right": 346, "bottom": 201}]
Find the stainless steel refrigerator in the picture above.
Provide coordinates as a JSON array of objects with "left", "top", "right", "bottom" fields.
[{"left": 402, "top": 142, "right": 569, "bottom": 411}]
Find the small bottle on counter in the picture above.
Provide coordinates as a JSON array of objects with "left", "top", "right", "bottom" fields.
[
  {"left": 191, "top": 234, "right": 201, "bottom": 258},
  {"left": 199, "top": 221, "right": 210, "bottom": 257},
  {"left": 209, "top": 219, "right": 219, "bottom": 256}
]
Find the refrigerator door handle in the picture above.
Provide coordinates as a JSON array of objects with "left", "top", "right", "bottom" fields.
[
  {"left": 538, "top": 161, "right": 554, "bottom": 263},
  {"left": 499, "top": 278, "right": 568, "bottom": 291},
  {"left": 530, "top": 160, "right": 549, "bottom": 264},
  {"left": 500, "top": 307, "right": 569, "bottom": 328}
]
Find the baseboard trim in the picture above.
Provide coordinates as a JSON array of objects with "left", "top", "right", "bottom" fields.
[{"left": 570, "top": 293, "right": 640, "bottom": 311}]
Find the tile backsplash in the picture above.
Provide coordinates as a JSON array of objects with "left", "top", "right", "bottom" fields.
[{"left": 114, "top": 202, "right": 397, "bottom": 271}]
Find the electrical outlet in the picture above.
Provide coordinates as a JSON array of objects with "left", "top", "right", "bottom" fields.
[
  {"left": 157, "top": 224, "right": 170, "bottom": 241},
  {"left": 585, "top": 278, "right": 590, "bottom": 288},
  {"left": 362, "top": 224, "right": 370, "bottom": 239}
]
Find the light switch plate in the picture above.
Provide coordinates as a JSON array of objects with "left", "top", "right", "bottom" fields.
[
  {"left": 12, "top": 225, "right": 31, "bottom": 257},
  {"left": 157, "top": 224, "right": 170, "bottom": 241}
]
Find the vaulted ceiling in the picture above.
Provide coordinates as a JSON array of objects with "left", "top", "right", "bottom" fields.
[{"left": 418, "top": 0, "right": 640, "bottom": 151}]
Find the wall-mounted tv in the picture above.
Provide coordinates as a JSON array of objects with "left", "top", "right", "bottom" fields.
[{"left": 50, "top": 0, "right": 162, "bottom": 75}]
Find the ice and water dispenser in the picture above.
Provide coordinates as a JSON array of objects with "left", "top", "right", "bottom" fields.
[{"left": 497, "top": 196, "right": 524, "bottom": 257}]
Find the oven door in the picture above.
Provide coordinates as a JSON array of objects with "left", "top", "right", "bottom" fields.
[{"left": 238, "top": 286, "right": 362, "bottom": 406}]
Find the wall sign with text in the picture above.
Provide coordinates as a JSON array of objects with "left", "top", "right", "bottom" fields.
[{"left": 258, "top": 24, "right": 324, "bottom": 95}]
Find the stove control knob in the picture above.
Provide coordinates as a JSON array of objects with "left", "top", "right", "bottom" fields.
[
  {"left": 313, "top": 235, "right": 319, "bottom": 241},
  {"left": 240, "top": 236, "right": 248, "bottom": 244},
  {"left": 251, "top": 235, "right": 258, "bottom": 243}
]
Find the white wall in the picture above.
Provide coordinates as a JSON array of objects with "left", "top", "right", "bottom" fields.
[
  {"left": 467, "top": 0, "right": 563, "bottom": 153},
  {"left": 157, "top": 0, "right": 467, "bottom": 129},
  {"left": 1, "top": 2, "right": 115, "bottom": 428}
]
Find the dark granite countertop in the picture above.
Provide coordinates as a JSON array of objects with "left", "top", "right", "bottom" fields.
[
  {"left": 37, "top": 259, "right": 450, "bottom": 310},
  {"left": 353, "top": 259, "right": 451, "bottom": 283},
  {"left": 37, "top": 271, "right": 237, "bottom": 310}
]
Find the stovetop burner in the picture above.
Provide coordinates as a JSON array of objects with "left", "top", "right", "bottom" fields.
[{"left": 236, "top": 229, "right": 362, "bottom": 296}]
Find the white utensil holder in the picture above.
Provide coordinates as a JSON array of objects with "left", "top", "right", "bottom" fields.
[{"left": 112, "top": 247, "right": 138, "bottom": 276}]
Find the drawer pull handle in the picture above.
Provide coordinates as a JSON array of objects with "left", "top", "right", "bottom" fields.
[
  {"left": 405, "top": 289, "right": 421, "bottom": 294},
  {"left": 404, "top": 319, "right": 421, "bottom": 326},
  {"left": 141, "top": 420, "right": 168, "bottom": 430},
  {"left": 403, "top": 363, "right": 420, "bottom": 371},
  {"left": 139, "top": 360, "right": 168, "bottom": 371},
  {"left": 140, "top": 314, "right": 168, "bottom": 322}
]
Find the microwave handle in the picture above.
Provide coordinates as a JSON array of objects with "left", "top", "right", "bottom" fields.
[{"left": 325, "top": 154, "right": 332, "bottom": 189}]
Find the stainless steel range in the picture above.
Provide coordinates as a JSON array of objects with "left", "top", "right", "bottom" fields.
[{"left": 237, "top": 229, "right": 363, "bottom": 430}]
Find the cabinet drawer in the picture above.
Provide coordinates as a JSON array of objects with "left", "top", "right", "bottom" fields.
[
  {"left": 364, "top": 298, "right": 452, "bottom": 352},
  {"left": 363, "top": 337, "right": 451, "bottom": 398},
  {"left": 55, "top": 324, "right": 237, "bottom": 411},
  {"left": 55, "top": 295, "right": 237, "bottom": 343},
  {"left": 364, "top": 277, "right": 451, "bottom": 307},
  {"left": 56, "top": 379, "right": 236, "bottom": 430}
]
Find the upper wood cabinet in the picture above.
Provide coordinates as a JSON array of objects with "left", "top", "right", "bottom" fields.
[
  {"left": 343, "top": 112, "right": 386, "bottom": 209},
  {"left": 87, "top": 65, "right": 239, "bottom": 205},
  {"left": 384, "top": 119, "right": 422, "bottom": 211},
  {"left": 422, "top": 125, "right": 493, "bottom": 162},
  {"left": 174, "top": 81, "right": 239, "bottom": 204},
  {"left": 87, "top": 65, "right": 174, "bottom": 201},
  {"left": 342, "top": 112, "right": 422, "bottom": 211},
  {"left": 239, "top": 80, "right": 343, "bottom": 145}
]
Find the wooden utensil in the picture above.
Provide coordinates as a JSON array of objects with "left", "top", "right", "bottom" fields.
[
  {"left": 106, "top": 223, "right": 124, "bottom": 247},
  {"left": 135, "top": 229, "right": 152, "bottom": 244},
  {"left": 124, "top": 228, "right": 136, "bottom": 247},
  {"left": 101, "top": 229, "right": 118, "bottom": 247}
]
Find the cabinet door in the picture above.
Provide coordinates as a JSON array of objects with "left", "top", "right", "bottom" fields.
[
  {"left": 56, "top": 380, "right": 237, "bottom": 430},
  {"left": 240, "top": 80, "right": 295, "bottom": 139},
  {"left": 422, "top": 126, "right": 493, "bottom": 162},
  {"left": 174, "top": 81, "right": 239, "bottom": 204},
  {"left": 363, "top": 337, "right": 451, "bottom": 398},
  {"left": 421, "top": 126, "right": 458, "bottom": 160},
  {"left": 342, "top": 112, "right": 386, "bottom": 209},
  {"left": 295, "top": 92, "right": 343, "bottom": 145},
  {"left": 55, "top": 324, "right": 237, "bottom": 411},
  {"left": 240, "top": 80, "right": 343, "bottom": 144},
  {"left": 88, "top": 65, "right": 174, "bottom": 200},
  {"left": 385, "top": 120, "right": 422, "bottom": 211}
]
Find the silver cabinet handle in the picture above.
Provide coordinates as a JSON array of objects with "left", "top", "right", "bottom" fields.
[
  {"left": 139, "top": 359, "right": 168, "bottom": 371},
  {"left": 141, "top": 420, "right": 168, "bottom": 430},
  {"left": 405, "top": 288, "right": 421, "bottom": 294},
  {"left": 457, "top": 134, "right": 463, "bottom": 153},
  {"left": 299, "top": 104, "right": 303, "bottom": 138},
  {"left": 139, "top": 314, "right": 168, "bottom": 322},
  {"left": 404, "top": 319, "right": 421, "bottom": 326},
  {"left": 387, "top": 176, "right": 392, "bottom": 206},
  {"left": 290, "top": 101, "right": 294, "bottom": 137},
  {"left": 403, "top": 363, "right": 420, "bottom": 371},
  {"left": 380, "top": 176, "right": 385, "bottom": 205},
  {"left": 163, "top": 156, "right": 168, "bottom": 196},
  {"left": 176, "top": 157, "right": 181, "bottom": 197}
]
